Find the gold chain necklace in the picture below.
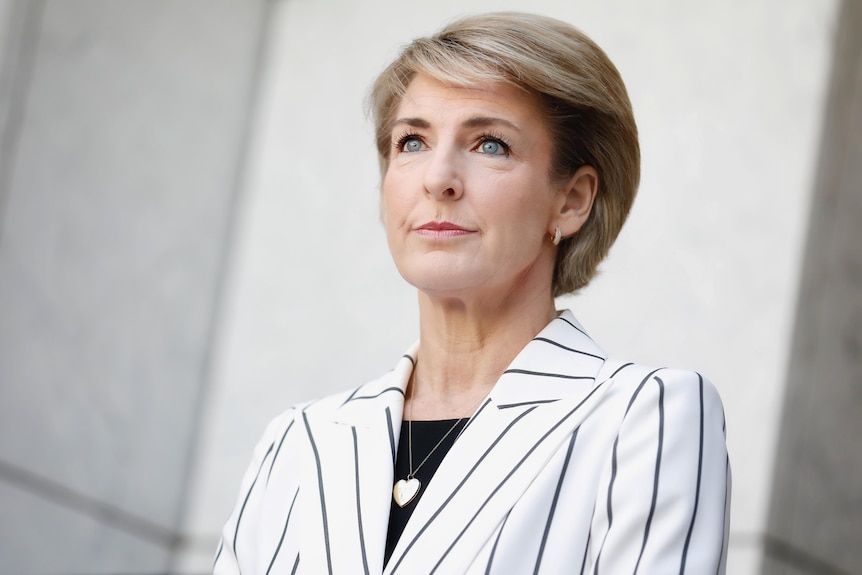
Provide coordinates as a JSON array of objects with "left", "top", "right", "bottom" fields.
[
  {"left": 392, "top": 415, "right": 466, "bottom": 507},
  {"left": 392, "top": 376, "right": 484, "bottom": 507}
]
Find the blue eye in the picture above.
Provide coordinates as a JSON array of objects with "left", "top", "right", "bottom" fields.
[
  {"left": 479, "top": 139, "right": 506, "bottom": 155},
  {"left": 402, "top": 137, "right": 423, "bottom": 152}
]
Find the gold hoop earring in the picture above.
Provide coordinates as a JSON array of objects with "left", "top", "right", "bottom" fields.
[{"left": 552, "top": 226, "right": 561, "bottom": 246}]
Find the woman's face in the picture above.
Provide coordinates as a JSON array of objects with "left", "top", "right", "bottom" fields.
[{"left": 382, "top": 74, "right": 568, "bottom": 301}]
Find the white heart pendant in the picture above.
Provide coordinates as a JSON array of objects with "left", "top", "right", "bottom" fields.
[{"left": 393, "top": 477, "right": 421, "bottom": 507}]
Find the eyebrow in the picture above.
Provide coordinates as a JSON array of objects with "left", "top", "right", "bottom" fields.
[
  {"left": 462, "top": 116, "right": 520, "bottom": 131},
  {"left": 389, "top": 116, "right": 521, "bottom": 132},
  {"left": 390, "top": 117, "right": 431, "bottom": 130}
]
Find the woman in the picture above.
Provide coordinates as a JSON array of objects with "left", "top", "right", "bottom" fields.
[{"left": 215, "top": 12, "right": 730, "bottom": 574}]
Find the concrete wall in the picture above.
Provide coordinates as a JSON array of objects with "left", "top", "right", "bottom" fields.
[
  {"left": 763, "top": 1, "right": 862, "bottom": 574},
  {"left": 0, "top": 0, "right": 853, "bottom": 573},
  {"left": 0, "top": 1, "right": 266, "bottom": 572}
]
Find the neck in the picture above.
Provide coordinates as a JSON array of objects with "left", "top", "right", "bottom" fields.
[{"left": 408, "top": 283, "right": 557, "bottom": 420}]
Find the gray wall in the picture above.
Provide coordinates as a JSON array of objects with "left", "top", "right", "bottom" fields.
[
  {"left": 0, "top": 1, "right": 265, "bottom": 572},
  {"left": 764, "top": 1, "right": 862, "bottom": 574}
]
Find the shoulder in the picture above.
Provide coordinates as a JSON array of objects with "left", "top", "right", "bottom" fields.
[
  {"left": 587, "top": 361, "right": 727, "bottom": 452},
  {"left": 603, "top": 362, "right": 724, "bottom": 414},
  {"left": 581, "top": 361, "right": 731, "bottom": 572}
]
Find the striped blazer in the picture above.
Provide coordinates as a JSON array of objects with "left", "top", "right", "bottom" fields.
[{"left": 214, "top": 310, "right": 731, "bottom": 574}]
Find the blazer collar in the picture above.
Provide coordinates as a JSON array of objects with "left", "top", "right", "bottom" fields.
[
  {"left": 332, "top": 342, "right": 417, "bottom": 428},
  {"left": 309, "top": 310, "right": 613, "bottom": 574},
  {"left": 385, "top": 311, "right": 613, "bottom": 573},
  {"left": 298, "top": 349, "right": 415, "bottom": 575},
  {"left": 488, "top": 310, "right": 607, "bottom": 407},
  {"left": 334, "top": 310, "right": 606, "bottom": 426}
]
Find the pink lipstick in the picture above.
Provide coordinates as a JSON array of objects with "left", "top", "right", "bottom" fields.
[{"left": 415, "top": 221, "right": 475, "bottom": 238}]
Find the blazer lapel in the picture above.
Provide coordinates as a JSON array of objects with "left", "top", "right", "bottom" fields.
[
  {"left": 385, "top": 312, "right": 614, "bottom": 574},
  {"left": 299, "top": 346, "right": 416, "bottom": 574}
]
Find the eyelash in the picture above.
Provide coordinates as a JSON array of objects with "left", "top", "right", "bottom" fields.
[
  {"left": 391, "top": 131, "right": 513, "bottom": 155},
  {"left": 475, "top": 132, "right": 512, "bottom": 155},
  {"left": 393, "top": 130, "right": 422, "bottom": 152}
]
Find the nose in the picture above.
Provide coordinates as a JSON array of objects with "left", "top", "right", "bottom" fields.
[{"left": 423, "top": 147, "right": 464, "bottom": 201}]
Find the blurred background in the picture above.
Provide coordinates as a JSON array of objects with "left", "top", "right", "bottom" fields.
[{"left": 0, "top": 0, "right": 859, "bottom": 573}]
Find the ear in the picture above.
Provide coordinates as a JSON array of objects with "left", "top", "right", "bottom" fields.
[{"left": 551, "top": 165, "right": 598, "bottom": 238}]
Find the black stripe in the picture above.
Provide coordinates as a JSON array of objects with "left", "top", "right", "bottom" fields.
[
  {"left": 716, "top": 456, "right": 730, "bottom": 575},
  {"left": 533, "top": 337, "right": 605, "bottom": 360},
  {"left": 599, "top": 435, "right": 619, "bottom": 574},
  {"left": 290, "top": 552, "right": 300, "bottom": 574},
  {"left": 579, "top": 504, "right": 595, "bottom": 575},
  {"left": 340, "top": 387, "right": 361, "bottom": 407},
  {"left": 352, "top": 427, "right": 371, "bottom": 575},
  {"left": 434, "top": 381, "right": 611, "bottom": 573},
  {"left": 233, "top": 441, "right": 276, "bottom": 571},
  {"left": 609, "top": 362, "right": 634, "bottom": 379},
  {"left": 680, "top": 374, "right": 705, "bottom": 573},
  {"left": 302, "top": 411, "right": 333, "bottom": 574},
  {"left": 556, "top": 315, "right": 589, "bottom": 336},
  {"left": 266, "top": 488, "right": 299, "bottom": 575},
  {"left": 345, "top": 386, "right": 406, "bottom": 402},
  {"left": 484, "top": 509, "right": 514, "bottom": 575},
  {"left": 503, "top": 368, "right": 595, "bottom": 381},
  {"left": 535, "top": 429, "right": 579, "bottom": 574},
  {"left": 634, "top": 377, "right": 666, "bottom": 573},
  {"left": 497, "top": 399, "right": 558, "bottom": 409},
  {"left": 386, "top": 406, "right": 397, "bottom": 463},
  {"left": 340, "top": 352, "right": 411, "bottom": 407},
  {"left": 594, "top": 367, "right": 662, "bottom": 574},
  {"left": 267, "top": 419, "right": 295, "bottom": 485},
  {"left": 460, "top": 399, "right": 492, "bottom": 436},
  {"left": 213, "top": 538, "right": 224, "bottom": 568},
  {"left": 390, "top": 407, "right": 538, "bottom": 574}
]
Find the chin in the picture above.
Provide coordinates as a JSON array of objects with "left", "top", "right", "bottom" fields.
[
  {"left": 407, "top": 278, "right": 478, "bottom": 297},
  {"left": 395, "top": 255, "right": 484, "bottom": 291},
  {"left": 401, "top": 270, "right": 486, "bottom": 298}
]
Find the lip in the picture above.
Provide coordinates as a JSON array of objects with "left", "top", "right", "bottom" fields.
[{"left": 414, "top": 220, "right": 476, "bottom": 238}]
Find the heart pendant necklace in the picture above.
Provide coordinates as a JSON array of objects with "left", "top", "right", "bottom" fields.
[{"left": 392, "top": 415, "right": 466, "bottom": 507}]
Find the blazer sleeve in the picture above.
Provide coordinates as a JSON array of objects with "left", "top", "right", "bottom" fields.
[
  {"left": 586, "top": 368, "right": 731, "bottom": 574},
  {"left": 213, "top": 409, "right": 298, "bottom": 575}
]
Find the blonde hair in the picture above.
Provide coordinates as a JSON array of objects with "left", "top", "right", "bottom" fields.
[{"left": 369, "top": 12, "right": 640, "bottom": 295}]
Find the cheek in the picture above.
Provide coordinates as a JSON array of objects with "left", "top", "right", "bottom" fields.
[
  {"left": 381, "top": 178, "right": 408, "bottom": 236},
  {"left": 489, "top": 186, "right": 548, "bottom": 228},
  {"left": 381, "top": 168, "right": 401, "bottom": 203}
]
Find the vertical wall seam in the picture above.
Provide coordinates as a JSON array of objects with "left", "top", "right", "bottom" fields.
[
  {"left": 167, "top": 0, "right": 278, "bottom": 567},
  {"left": 0, "top": 0, "right": 44, "bottom": 245},
  {"left": 763, "top": 0, "right": 862, "bottom": 573}
]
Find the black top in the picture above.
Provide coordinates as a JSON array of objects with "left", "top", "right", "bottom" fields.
[{"left": 384, "top": 418, "right": 468, "bottom": 566}]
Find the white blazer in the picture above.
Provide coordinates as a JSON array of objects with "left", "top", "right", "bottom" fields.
[{"left": 215, "top": 310, "right": 731, "bottom": 574}]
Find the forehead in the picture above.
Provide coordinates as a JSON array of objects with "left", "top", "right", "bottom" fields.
[{"left": 394, "top": 73, "right": 545, "bottom": 127}]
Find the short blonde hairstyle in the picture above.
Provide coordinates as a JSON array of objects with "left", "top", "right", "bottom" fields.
[{"left": 369, "top": 12, "right": 640, "bottom": 295}]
